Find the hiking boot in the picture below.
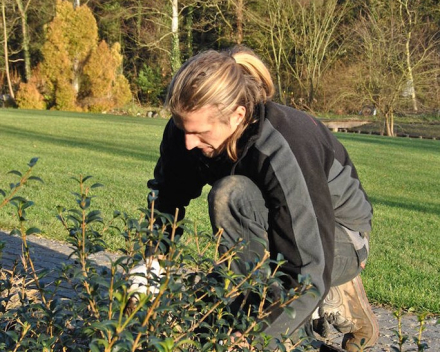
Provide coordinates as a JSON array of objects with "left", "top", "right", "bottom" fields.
[{"left": 318, "top": 276, "right": 379, "bottom": 351}]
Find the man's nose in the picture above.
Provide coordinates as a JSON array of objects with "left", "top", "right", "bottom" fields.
[{"left": 185, "top": 134, "right": 200, "bottom": 150}]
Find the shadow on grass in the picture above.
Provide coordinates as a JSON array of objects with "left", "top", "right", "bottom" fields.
[
  {"left": 336, "top": 132, "right": 440, "bottom": 154},
  {"left": 1, "top": 125, "right": 159, "bottom": 163},
  {"left": 369, "top": 195, "right": 440, "bottom": 216},
  {"left": 0, "top": 108, "right": 168, "bottom": 126}
]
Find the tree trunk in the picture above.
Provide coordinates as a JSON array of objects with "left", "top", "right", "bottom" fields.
[
  {"left": 400, "top": 0, "right": 418, "bottom": 113},
  {"left": 307, "top": 78, "right": 315, "bottom": 109},
  {"left": 405, "top": 38, "right": 418, "bottom": 112},
  {"left": 185, "top": 5, "right": 193, "bottom": 58},
  {"left": 236, "top": 0, "right": 243, "bottom": 45},
  {"left": 276, "top": 69, "right": 284, "bottom": 105},
  {"left": 385, "top": 111, "right": 395, "bottom": 137},
  {"left": 15, "top": 0, "right": 31, "bottom": 82},
  {"left": 171, "top": 0, "right": 181, "bottom": 74},
  {"left": 72, "top": 59, "right": 79, "bottom": 95},
  {"left": 1, "top": 1, "right": 14, "bottom": 98}
]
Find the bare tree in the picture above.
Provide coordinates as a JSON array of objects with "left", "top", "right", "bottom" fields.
[
  {"left": 249, "top": 0, "right": 347, "bottom": 110},
  {"left": 284, "top": 0, "right": 347, "bottom": 110},
  {"left": 171, "top": 0, "right": 181, "bottom": 73},
  {"left": 250, "top": 0, "right": 289, "bottom": 104},
  {"left": 15, "top": 0, "right": 31, "bottom": 82},
  {"left": 354, "top": 1, "right": 440, "bottom": 136},
  {"left": 398, "top": 0, "right": 418, "bottom": 112},
  {"left": 235, "top": 0, "right": 243, "bottom": 44},
  {"left": 120, "top": 0, "right": 183, "bottom": 73},
  {"left": 1, "top": 0, "right": 14, "bottom": 97}
]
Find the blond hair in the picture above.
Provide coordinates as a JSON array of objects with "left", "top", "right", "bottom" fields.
[{"left": 166, "top": 47, "right": 275, "bottom": 161}]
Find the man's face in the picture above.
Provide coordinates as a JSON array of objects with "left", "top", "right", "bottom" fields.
[{"left": 175, "top": 105, "right": 246, "bottom": 158}]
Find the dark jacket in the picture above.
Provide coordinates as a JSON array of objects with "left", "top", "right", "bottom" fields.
[{"left": 148, "top": 101, "right": 373, "bottom": 337}]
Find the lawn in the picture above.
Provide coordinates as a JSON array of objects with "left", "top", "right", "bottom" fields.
[{"left": 1, "top": 108, "right": 439, "bottom": 314}]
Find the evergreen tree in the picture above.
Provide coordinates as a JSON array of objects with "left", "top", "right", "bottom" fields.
[
  {"left": 16, "top": 0, "right": 131, "bottom": 112},
  {"left": 40, "top": 0, "right": 97, "bottom": 110},
  {"left": 82, "top": 41, "right": 131, "bottom": 112}
]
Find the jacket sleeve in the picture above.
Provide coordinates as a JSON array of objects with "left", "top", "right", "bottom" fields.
[
  {"left": 250, "top": 115, "right": 336, "bottom": 338},
  {"left": 147, "top": 118, "right": 206, "bottom": 219}
]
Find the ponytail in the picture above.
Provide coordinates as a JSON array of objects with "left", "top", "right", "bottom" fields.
[
  {"left": 166, "top": 46, "right": 275, "bottom": 161},
  {"left": 231, "top": 47, "right": 275, "bottom": 105}
]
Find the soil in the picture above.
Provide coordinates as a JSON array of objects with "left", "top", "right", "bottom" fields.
[{"left": 323, "top": 306, "right": 440, "bottom": 351}]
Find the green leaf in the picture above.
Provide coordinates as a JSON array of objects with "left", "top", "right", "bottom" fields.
[
  {"left": 89, "top": 342, "right": 101, "bottom": 352},
  {"left": 0, "top": 189, "right": 5, "bottom": 197},
  {"left": 7, "top": 170, "right": 22, "bottom": 177},
  {"left": 28, "top": 157, "right": 39, "bottom": 167},
  {"left": 26, "top": 227, "right": 41, "bottom": 236},
  {"left": 22, "top": 201, "right": 35, "bottom": 210},
  {"left": 91, "top": 183, "right": 104, "bottom": 189},
  {"left": 6, "top": 330, "right": 19, "bottom": 342},
  {"left": 82, "top": 175, "right": 93, "bottom": 183},
  {"left": 10, "top": 196, "right": 27, "bottom": 203},
  {"left": 86, "top": 210, "right": 102, "bottom": 223},
  {"left": 68, "top": 209, "right": 83, "bottom": 217},
  {"left": 162, "top": 337, "right": 174, "bottom": 351},
  {"left": 70, "top": 176, "right": 81, "bottom": 183},
  {"left": 91, "top": 320, "right": 117, "bottom": 332},
  {"left": 56, "top": 205, "right": 66, "bottom": 213},
  {"left": 28, "top": 176, "right": 44, "bottom": 183},
  {"left": 10, "top": 229, "right": 21, "bottom": 236}
]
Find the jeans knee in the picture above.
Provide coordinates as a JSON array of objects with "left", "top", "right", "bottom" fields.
[
  {"left": 208, "top": 176, "right": 269, "bottom": 270},
  {"left": 209, "top": 175, "right": 255, "bottom": 215}
]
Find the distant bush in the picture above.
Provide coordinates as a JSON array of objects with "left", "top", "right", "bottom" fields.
[
  {"left": 112, "top": 74, "right": 132, "bottom": 109},
  {"left": 30, "top": 1, "right": 132, "bottom": 113},
  {"left": 15, "top": 82, "right": 46, "bottom": 110},
  {"left": 53, "top": 80, "right": 82, "bottom": 112},
  {"left": 82, "top": 42, "right": 132, "bottom": 112}
]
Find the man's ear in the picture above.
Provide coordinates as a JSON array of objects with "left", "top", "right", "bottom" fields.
[{"left": 231, "top": 105, "right": 246, "bottom": 126}]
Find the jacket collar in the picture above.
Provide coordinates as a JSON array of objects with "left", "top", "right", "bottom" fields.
[{"left": 231, "top": 101, "right": 268, "bottom": 170}]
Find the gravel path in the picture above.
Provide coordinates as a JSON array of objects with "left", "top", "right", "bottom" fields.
[{"left": 1, "top": 230, "right": 438, "bottom": 351}]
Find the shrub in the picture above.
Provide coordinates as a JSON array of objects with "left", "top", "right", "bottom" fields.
[
  {"left": 40, "top": 0, "right": 97, "bottom": 111},
  {"left": 82, "top": 41, "right": 132, "bottom": 112},
  {"left": 112, "top": 74, "right": 132, "bottom": 109},
  {"left": 0, "top": 159, "right": 317, "bottom": 351},
  {"left": 0, "top": 159, "right": 435, "bottom": 352},
  {"left": 37, "top": 1, "right": 131, "bottom": 112},
  {"left": 15, "top": 82, "right": 46, "bottom": 110},
  {"left": 54, "top": 80, "right": 82, "bottom": 112}
]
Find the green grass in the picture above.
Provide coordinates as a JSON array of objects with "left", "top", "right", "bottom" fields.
[
  {"left": 0, "top": 109, "right": 211, "bottom": 249},
  {"left": 335, "top": 133, "right": 440, "bottom": 314},
  {"left": 1, "top": 109, "right": 439, "bottom": 314}
]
